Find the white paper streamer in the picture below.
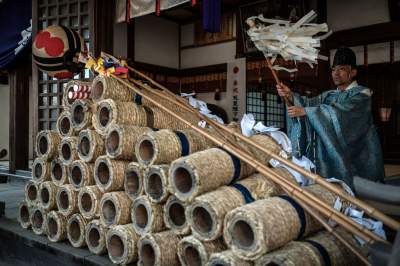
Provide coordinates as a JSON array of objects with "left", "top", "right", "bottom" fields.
[
  {"left": 246, "top": 10, "right": 332, "bottom": 72},
  {"left": 181, "top": 94, "right": 225, "bottom": 125}
]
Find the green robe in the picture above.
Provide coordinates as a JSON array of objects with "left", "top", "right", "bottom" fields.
[{"left": 287, "top": 85, "right": 385, "bottom": 187}]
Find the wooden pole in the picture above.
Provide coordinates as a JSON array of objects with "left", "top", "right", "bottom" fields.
[
  {"left": 122, "top": 62, "right": 400, "bottom": 231},
  {"left": 109, "top": 73, "right": 384, "bottom": 244}
]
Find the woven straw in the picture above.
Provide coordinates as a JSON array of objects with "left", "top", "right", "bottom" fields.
[
  {"left": 207, "top": 250, "right": 253, "bottom": 266},
  {"left": 150, "top": 105, "right": 192, "bottom": 130},
  {"left": 32, "top": 157, "right": 51, "bottom": 183},
  {"left": 187, "top": 173, "right": 283, "bottom": 241},
  {"left": 94, "top": 156, "right": 129, "bottom": 193},
  {"left": 136, "top": 129, "right": 213, "bottom": 166},
  {"left": 255, "top": 228, "right": 361, "bottom": 266},
  {"left": 50, "top": 158, "right": 69, "bottom": 185},
  {"left": 56, "top": 184, "right": 79, "bottom": 216},
  {"left": 223, "top": 184, "right": 338, "bottom": 260},
  {"left": 124, "top": 162, "right": 146, "bottom": 200},
  {"left": 138, "top": 230, "right": 182, "bottom": 266},
  {"left": 177, "top": 236, "right": 227, "bottom": 266},
  {"left": 169, "top": 148, "right": 255, "bottom": 203},
  {"left": 106, "top": 124, "right": 152, "bottom": 160},
  {"left": 67, "top": 213, "right": 89, "bottom": 248},
  {"left": 131, "top": 196, "right": 166, "bottom": 236},
  {"left": 106, "top": 223, "right": 140, "bottom": 265},
  {"left": 38, "top": 181, "right": 58, "bottom": 211},
  {"left": 71, "top": 99, "right": 94, "bottom": 131},
  {"left": 78, "top": 185, "right": 103, "bottom": 220},
  {"left": 69, "top": 160, "right": 95, "bottom": 190},
  {"left": 30, "top": 206, "right": 47, "bottom": 235},
  {"left": 100, "top": 192, "right": 132, "bottom": 227},
  {"left": 46, "top": 211, "right": 68, "bottom": 242},
  {"left": 78, "top": 129, "right": 105, "bottom": 163},
  {"left": 35, "top": 130, "right": 61, "bottom": 160},
  {"left": 25, "top": 180, "right": 38, "bottom": 206},
  {"left": 56, "top": 111, "right": 75, "bottom": 137},
  {"left": 246, "top": 134, "right": 284, "bottom": 164},
  {"left": 91, "top": 75, "right": 134, "bottom": 102},
  {"left": 63, "top": 80, "right": 92, "bottom": 109},
  {"left": 59, "top": 137, "right": 79, "bottom": 165},
  {"left": 144, "top": 164, "right": 170, "bottom": 203},
  {"left": 85, "top": 219, "right": 108, "bottom": 255},
  {"left": 92, "top": 99, "right": 147, "bottom": 137},
  {"left": 163, "top": 195, "right": 191, "bottom": 235},
  {"left": 18, "top": 201, "right": 31, "bottom": 229}
]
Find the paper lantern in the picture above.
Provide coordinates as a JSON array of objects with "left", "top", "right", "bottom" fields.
[{"left": 32, "top": 25, "right": 86, "bottom": 79}]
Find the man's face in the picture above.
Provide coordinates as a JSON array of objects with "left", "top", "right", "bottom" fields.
[{"left": 331, "top": 65, "right": 357, "bottom": 87}]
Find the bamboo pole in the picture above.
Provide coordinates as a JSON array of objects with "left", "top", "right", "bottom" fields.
[
  {"left": 108, "top": 73, "right": 383, "bottom": 244},
  {"left": 123, "top": 62, "right": 400, "bottom": 232},
  {"left": 265, "top": 57, "right": 293, "bottom": 106}
]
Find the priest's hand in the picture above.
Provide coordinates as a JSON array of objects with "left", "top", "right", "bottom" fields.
[
  {"left": 287, "top": 106, "right": 306, "bottom": 117},
  {"left": 276, "top": 82, "right": 293, "bottom": 101}
]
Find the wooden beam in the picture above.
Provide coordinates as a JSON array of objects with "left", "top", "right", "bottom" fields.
[
  {"left": 9, "top": 63, "right": 30, "bottom": 172},
  {"left": 326, "top": 22, "right": 400, "bottom": 50}
]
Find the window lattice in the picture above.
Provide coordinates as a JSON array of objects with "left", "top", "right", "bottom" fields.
[
  {"left": 246, "top": 86, "right": 286, "bottom": 129},
  {"left": 37, "top": 0, "right": 91, "bottom": 131}
]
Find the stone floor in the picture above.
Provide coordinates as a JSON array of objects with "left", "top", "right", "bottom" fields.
[{"left": 0, "top": 177, "right": 115, "bottom": 266}]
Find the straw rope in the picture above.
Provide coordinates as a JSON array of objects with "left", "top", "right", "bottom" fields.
[
  {"left": 56, "top": 111, "right": 75, "bottom": 137},
  {"left": 18, "top": 201, "right": 31, "bottom": 229},
  {"left": 255, "top": 228, "right": 363, "bottom": 266},
  {"left": 38, "top": 181, "right": 58, "bottom": 211},
  {"left": 106, "top": 223, "right": 140, "bottom": 265},
  {"left": 94, "top": 156, "right": 129, "bottom": 193},
  {"left": 163, "top": 195, "right": 191, "bottom": 235},
  {"left": 169, "top": 148, "right": 255, "bottom": 203},
  {"left": 177, "top": 236, "right": 227, "bottom": 266},
  {"left": 32, "top": 156, "right": 51, "bottom": 183},
  {"left": 50, "top": 158, "right": 69, "bottom": 186},
  {"left": 206, "top": 250, "right": 253, "bottom": 266},
  {"left": 78, "top": 129, "right": 105, "bottom": 163},
  {"left": 136, "top": 129, "right": 213, "bottom": 166},
  {"left": 131, "top": 195, "right": 166, "bottom": 236},
  {"left": 69, "top": 160, "right": 95, "bottom": 190},
  {"left": 59, "top": 137, "right": 79, "bottom": 165},
  {"left": 223, "top": 184, "right": 338, "bottom": 260},
  {"left": 106, "top": 124, "right": 152, "bottom": 160},
  {"left": 92, "top": 99, "right": 147, "bottom": 137},
  {"left": 35, "top": 130, "right": 61, "bottom": 160},
  {"left": 124, "top": 162, "right": 146, "bottom": 200},
  {"left": 187, "top": 172, "right": 287, "bottom": 241},
  {"left": 67, "top": 213, "right": 89, "bottom": 248},
  {"left": 46, "top": 211, "right": 69, "bottom": 242},
  {"left": 144, "top": 164, "right": 170, "bottom": 203},
  {"left": 71, "top": 99, "right": 94, "bottom": 131},
  {"left": 100, "top": 192, "right": 132, "bottom": 227},
  {"left": 91, "top": 75, "right": 134, "bottom": 102},
  {"left": 247, "top": 134, "right": 285, "bottom": 164},
  {"left": 138, "top": 230, "right": 182, "bottom": 266},
  {"left": 56, "top": 184, "right": 79, "bottom": 216},
  {"left": 78, "top": 185, "right": 103, "bottom": 220},
  {"left": 85, "top": 219, "right": 108, "bottom": 255},
  {"left": 25, "top": 180, "right": 39, "bottom": 206},
  {"left": 30, "top": 206, "right": 47, "bottom": 235}
]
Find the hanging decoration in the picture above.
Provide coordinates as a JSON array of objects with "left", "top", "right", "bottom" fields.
[
  {"left": 203, "top": 0, "right": 221, "bottom": 33},
  {"left": 32, "top": 25, "right": 86, "bottom": 79}
]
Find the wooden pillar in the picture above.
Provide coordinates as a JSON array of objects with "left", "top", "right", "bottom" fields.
[
  {"left": 93, "top": 0, "right": 115, "bottom": 57},
  {"left": 8, "top": 63, "right": 30, "bottom": 172}
]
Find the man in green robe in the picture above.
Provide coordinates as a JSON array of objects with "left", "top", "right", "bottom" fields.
[{"left": 277, "top": 47, "right": 384, "bottom": 187}]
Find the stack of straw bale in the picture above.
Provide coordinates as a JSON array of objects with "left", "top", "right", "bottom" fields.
[{"left": 18, "top": 75, "right": 361, "bottom": 266}]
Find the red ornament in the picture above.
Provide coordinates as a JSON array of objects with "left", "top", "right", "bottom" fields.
[{"left": 35, "top": 31, "right": 64, "bottom": 57}]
